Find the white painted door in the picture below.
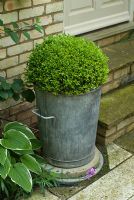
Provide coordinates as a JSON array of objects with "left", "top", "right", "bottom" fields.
[{"left": 64, "top": 0, "right": 130, "bottom": 35}]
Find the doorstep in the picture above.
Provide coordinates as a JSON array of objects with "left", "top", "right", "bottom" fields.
[
  {"left": 97, "top": 83, "right": 134, "bottom": 144},
  {"left": 81, "top": 22, "right": 134, "bottom": 42},
  {"left": 101, "top": 39, "right": 134, "bottom": 94}
]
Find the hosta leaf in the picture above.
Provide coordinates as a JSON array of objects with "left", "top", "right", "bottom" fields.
[
  {"left": 0, "top": 155, "right": 11, "bottom": 179},
  {"left": 30, "top": 139, "right": 42, "bottom": 150},
  {"left": 4, "top": 121, "right": 23, "bottom": 132},
  {"left": 11, "top": 157, "right": 16, "bottom": 165},
  {"left": 0, "top": 145, "right": 7, "bottom": 165},
  {"left": 33, "top": 154, "right": 46, "bottom": 165},
  {"left": 21, "top": 154, "right": 42, "bottom": 174},
  {"left": 13, "top": 149, "right": 34, "bottom": 155},
  {"left": 8, "top": 163, "right": 32, "bottom": 192},
  {"left": 4, "top": 122, "right": 36, "bottom": 139},
  {"left": 1, "top": 129, "right": 32, "bottom": 150}
]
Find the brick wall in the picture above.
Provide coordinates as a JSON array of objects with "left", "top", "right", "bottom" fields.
[{"left": 0, "top": 0, "right": 64, "bottom": 126}]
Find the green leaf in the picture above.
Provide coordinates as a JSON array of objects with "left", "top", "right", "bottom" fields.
[
  {"left": 30, "top": 139, "right": 42, "bottom": 150},
  {"left": 11, "top": 79, "right": 24, "bottom": 93},
  {"left": 13, "top": 93, "right": 20, "bottom": 101},
  {"left": 0, "top": 76, "right": 5, "bottom": 82},
  {"left": 34, "top": 24, "right": 43, "bottom": 33},
  {"left": 13, "top": 149, "right": 34, "bottom": 155},
  {"left": 11, "top": 22, "right": 19, "bottom": 29},
  {"left": 0, "top": 145, "right": 7, "bottom": 165},
  {"left": 4, "top": 122, "right": 36, "bottom": 139},
  {"left": 0, "top": 179, "right": 9, "bottom": 197},
  {"left": 1, "top": 129, "right": 32, "bottom": 150},
  {"left": 1, "top": 81, "right": 11, "bottom": 90},
  {"left": 21, "top": 154, "right": 42, "bottom": 174},
  {"left": 4, "top": 28, "right": 19, "bottom": 44},
  {"left": 0, "top": 19, "right": 4, "bottom": 26},
  {"left": 33, "top": 154, "right": 46, "bottom": 165},
  {"left": 0, "top": 155, "right": 11, "bottom": 179},
  {"left": 23, "top": 31, "right": 30, "bottom": 40},
  {"left": 21, "top": 89, "right": 35, "bottom": 102},
  {"left": 7, "top": 89, "right": 14, "bottom": 98},
  {"left": 0, "top": 97, "right": 5, "bottom": 102},
  {"left": 8, "top": 163, "right": 32, "bottom": 192},
  {"left": 11, "top": 157, "right": 16, "bottom": 165},
  {"left": 0, "top": 90, "right": 8, "bottom": 99},
  {"left": 35, "top": 17, "right": 41, "bottom": 23},
  {"left": 23, "top": 22, "right": 29, "bottom": 26}
]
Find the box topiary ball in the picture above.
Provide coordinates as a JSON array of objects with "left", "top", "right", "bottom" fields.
[{"left": 25, "top": 34, "right": 109, "bottom": 95}]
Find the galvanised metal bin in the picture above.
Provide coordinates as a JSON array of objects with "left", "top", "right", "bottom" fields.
[{"left": 34, "top": 87, "right": 101, "bottom": 169}]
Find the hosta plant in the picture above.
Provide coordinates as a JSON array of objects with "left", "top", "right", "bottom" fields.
[{"left": 0, "top": 121, "right": 43, "bottom": 194}]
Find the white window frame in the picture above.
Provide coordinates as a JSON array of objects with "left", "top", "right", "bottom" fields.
[{"left": 130, "top": 0, "right": 134, "bottom": 21}]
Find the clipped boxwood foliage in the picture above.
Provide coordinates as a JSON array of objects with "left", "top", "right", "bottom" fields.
[{"left": 25, "top": 34, "right": 109, "bottom": 95}]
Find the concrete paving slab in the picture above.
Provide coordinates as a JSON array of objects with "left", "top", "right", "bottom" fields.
[
  {"left": 115, "top": 131, "right": 134, "bottom": 154},
  {"left": 48, "top": 143, "right": 131, "bottom": 199},
  {"left": 106, "top": 143, "right": 132, "bottom": 169},
  {"left": 69, "top": 156, "right": 134, "bottom": 200}
]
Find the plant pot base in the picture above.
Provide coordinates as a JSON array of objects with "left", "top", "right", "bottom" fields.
[{"left": 43, "top": 147, "right": 103, "bottom": 185}]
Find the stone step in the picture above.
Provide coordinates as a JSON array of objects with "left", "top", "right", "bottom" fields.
[
  {"left": 101, "top": 39, "right": 134, "bottom": 94},
  {"left": 82, "top": 22, "right": 134, "bottom": 47},
  {"left": 97, "top": 83, "right": 134, "bottom": 144}
]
